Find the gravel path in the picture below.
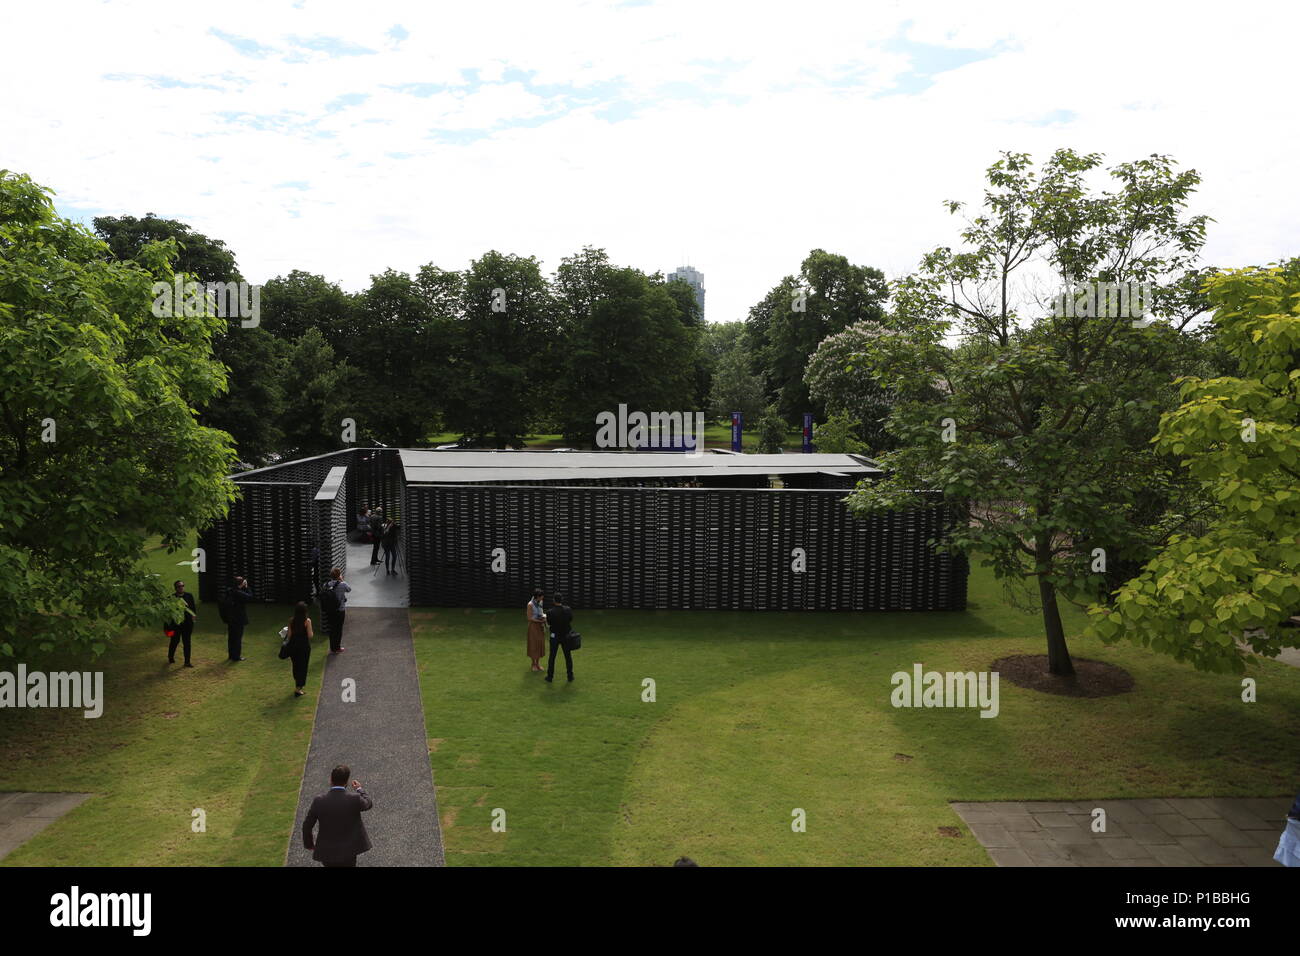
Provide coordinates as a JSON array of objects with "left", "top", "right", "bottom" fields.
[{"left": 286, "top": 607, "right": 443, "bottom": 867}]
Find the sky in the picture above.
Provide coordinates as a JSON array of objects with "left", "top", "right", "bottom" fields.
[{"left": 3, "top": 0, "right": 1297, "bottom": 324}]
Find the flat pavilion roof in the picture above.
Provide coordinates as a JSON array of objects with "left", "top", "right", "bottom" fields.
[{"left": 398, "top": 449, "right": 882, "bottom": 484}]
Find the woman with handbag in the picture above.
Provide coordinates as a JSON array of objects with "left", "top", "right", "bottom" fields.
[
  {"left": 525, "top": 589, "right": 547, "bottom": 672},
  {"left": 280, "top": 601, "right": 314, "bottom": 697}
]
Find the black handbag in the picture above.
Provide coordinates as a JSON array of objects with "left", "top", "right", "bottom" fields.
[{"left": 566, "top": 631, "right": 582, "bottom": 650}]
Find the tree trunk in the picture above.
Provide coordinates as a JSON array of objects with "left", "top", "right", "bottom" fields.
[{"left": 1036, "top": 534, "right": 1075, "bottom": 676}]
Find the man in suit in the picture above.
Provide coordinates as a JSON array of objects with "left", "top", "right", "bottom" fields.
[
  {"left": 225, "top": 575, "right": 254, "bottom": 662},
  {"left": 302, "top": 765, "right": 373, "bottom": 867},
  {"left": 545, "top": 593, "right": 575, "bottom": 683},
  {"left": 166, "top": 579, "right": 197, "bottom": 667}
]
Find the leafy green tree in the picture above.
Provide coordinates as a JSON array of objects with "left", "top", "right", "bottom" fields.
[
  {"left": 1086, "top": 263, "right": 1300, "bottom": 672},
  {"left": 708, "top": 342, "right": 766, "bottom": 424},
  {"left": 342, "top": 268, "right": 455, "bottom": 446},
  {"left": 91, "top": 210, "right": 289, "bottom": 464},
  {"left": 755, "top": 404, "right": 788, "bottom": 454},
  {"left": 745, "top": 250, "right": 888, "bottom": 422},
  {"left": 200, "top": 328, "right": 287, "bottom": 465},
  {"left": 846, "top": 149, "right": 1216, "bottom": 676},
  {"left": 553, "top": 248, "right": 697, "bottom": 445},
  {"left": 0, "top": 171, "right": 236, "bottom": 660},
  {"left": 805, "top": 320, "right": 897, "bottom": 452},
  {"left": 812, "top": 412, "right": 868, "bottom": 454},
  {"left": 663, "top": 276, "right": 710, "bottom": 406},
  {"left": 93, "top": 213, "right": 239, "bottom": 283},
  {"left": 445, "top": 251, "right": 556, "bottom": 447},
  {"left": 260, "top": 270, "right": 356, "bottom": 342},
  {"left": 279, "top": 328, "right": 356, "bottom": 458}
]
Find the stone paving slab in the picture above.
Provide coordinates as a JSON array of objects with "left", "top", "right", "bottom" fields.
[
  {"left": 952, "top": 797, "right": 1292, "bottom": 867},
  {"left": 0, "top": 792, "right": 92, "bottom": 860}
]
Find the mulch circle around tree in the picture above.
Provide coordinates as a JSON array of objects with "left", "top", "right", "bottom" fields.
[{"left": 991, "top": 654, "right": 1135, "bottom": 698}]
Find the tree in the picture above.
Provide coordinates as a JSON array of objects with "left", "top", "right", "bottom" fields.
[
  {"left": 745, "top": 250, "right": 888, "bottom": 422},
  {"left": 805, "top": 320, "right": 897, "bottom": 452},
  {"left": 812, "top": 412, "right": 868, "bottom": 454},
  {"left": 279, "top": 328, "right": 356, "bottom": 458},
  {"left": 0, "top": 171, "right": 236, "bottom": 660},
  {"left": 552, "top": 248, "right": 697, "bottom": 445},
  {"left": 342, "top": 268, "right": 455, "bottom": 446},
  {"left": 845, "top": 149, "right": 1216, "bottom": 677},
  {"left": 755, "top": 405, "right": 788, "bottom": 454},
  {"left": 200, "top": 328, "right": 287, "bottom": 465},
  {"left": 91, "top": 210, "right": 288, "bottom": 464},
  {"left": 1085, "top": 263, "right": 1300, "bottom": 672},
  {"left": 445, "top": 251, "right": 556, "bottom": 447},
  {"left": 259, "top": 270, "right": 356, "bottom": 342},
  {"left": 93, "top": 213, "right": 239, "bottom": 283},
  {"left": 708, "top": 343, "right": 767, "bottom": 425},
  {"left": 663, "top": 276, "right": 710, "bottom": 407}
]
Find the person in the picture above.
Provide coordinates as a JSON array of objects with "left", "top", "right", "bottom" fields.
[
  {"left": 356, "top": 504, "right": 370, "bottom": 541},
  {"left": 279, "top": 601, "right": 314, "bottom": 697},
  {"left": 224, "top": 575, "right": 254, "bottom": 662},
  {"left": 381, "top": 519, "right": 401, "bottom": 576},
  {"left": 165, "top": 579, "right": 196, "bottom": 667},
  {"left": 322, "top": 567, "right": 351, "bottom": 654},
  {"left": 1275, "top": 788, "right": 1300, "bottom": 867},
  {"left": 672, "top": 856, "right": 699, "bottom": 867},
  {"left": 545, "top": 593, "right": 575, "bottom": 683},
  {"left": 525, "top": 588, "right": 547, "bottom": 672},
  {"left": 302, "top": 765, "right": 373, "bottom": 867},
  {"left": 369, "top": 507, "right": 385, "bottom": 565}
]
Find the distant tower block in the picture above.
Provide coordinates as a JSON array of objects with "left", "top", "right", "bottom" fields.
[{"left": 668, "top": 265, "right": 705, "bottom": 319}]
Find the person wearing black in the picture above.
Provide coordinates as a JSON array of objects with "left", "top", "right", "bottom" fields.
[
  {"left": 369, "top": 507, "right": 385, "bottom": 565},
  {"left": 302, "top": 765, "right": 373, "bottom": 867},
  {"left": 322, "top": 567, "right": 351, "bottom": 654},
  {"left": 545, "top": 594, "right": 575, "bottom": 683},
  {"left": 166, "top": 579, "right": 197, "bottom": 667},
  {"left": 381, "top": 519, "right": 400, "bottom": 576},
  {"left": 279, "top": 601, "right": 314, "bottom": 697},
  {"left": 225, "top": 575, "right": 254, "bottom": 662}
]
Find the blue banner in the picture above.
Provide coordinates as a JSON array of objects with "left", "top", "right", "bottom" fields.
[
  {"left": 731, "top": 412, "right": 743, "bottom": 452},
  {"left": 802, "top": 413, "right": 813, "bottom": 453}
]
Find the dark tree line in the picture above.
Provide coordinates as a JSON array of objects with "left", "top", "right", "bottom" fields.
[{"left": 94, "top": 215, "right": 874, "bottom": 465}]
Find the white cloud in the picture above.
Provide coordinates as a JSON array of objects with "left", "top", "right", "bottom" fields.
[{"left": 1, "top": 0, "right": 1295, "bottom": 326}]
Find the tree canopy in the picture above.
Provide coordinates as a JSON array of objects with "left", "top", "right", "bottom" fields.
[
  {"left": 845, "top": 149, "right": 1218, "bottom": 676},
  {"left": 1086, "top": 262, "right": 1300, "bottom": 672},
  {"left": 1, "top": 172, "right": 236, "bottom": 659}
]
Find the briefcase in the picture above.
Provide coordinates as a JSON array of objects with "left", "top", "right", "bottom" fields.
[{"left": 566, "top": 631, "right": 582, "bottom": 651}]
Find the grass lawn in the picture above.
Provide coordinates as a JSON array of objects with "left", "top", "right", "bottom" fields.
[
  {"left": 411, "top": 562, "right": 1300, "bottom": 866},
  {"left": 0, "top": 538, "right": 318, "bottom": 866}
]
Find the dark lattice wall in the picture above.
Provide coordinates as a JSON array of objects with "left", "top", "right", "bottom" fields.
[
  {"left": 347, "top": 449, "right": 404, "bottom": 527},
  {"left": 317, "top": 483, "right": 348, "bottom": 586},
  {"left": 198, "top": 481, "right": 314, "bottom": 604},
  {"left": 404, "top": 484, "right": 967, "bottom": 611}
]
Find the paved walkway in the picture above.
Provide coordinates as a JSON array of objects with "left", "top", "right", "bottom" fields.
[
  {"left": 286, "top": 607, "right": 443, "bottom": 866},
  {"left": 952, "top": 797, "right": 1290, "bottom": 866},
  {"left": 0, "top": 792, "right": 92, "bottom": 860},
  {"left": 341, "top": 539, "right": 408, "bottom": 608}
]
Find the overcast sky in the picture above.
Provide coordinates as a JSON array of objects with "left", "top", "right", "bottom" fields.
[{"left": 4, "top": 0, "right": 1296, "bottom": 324}]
